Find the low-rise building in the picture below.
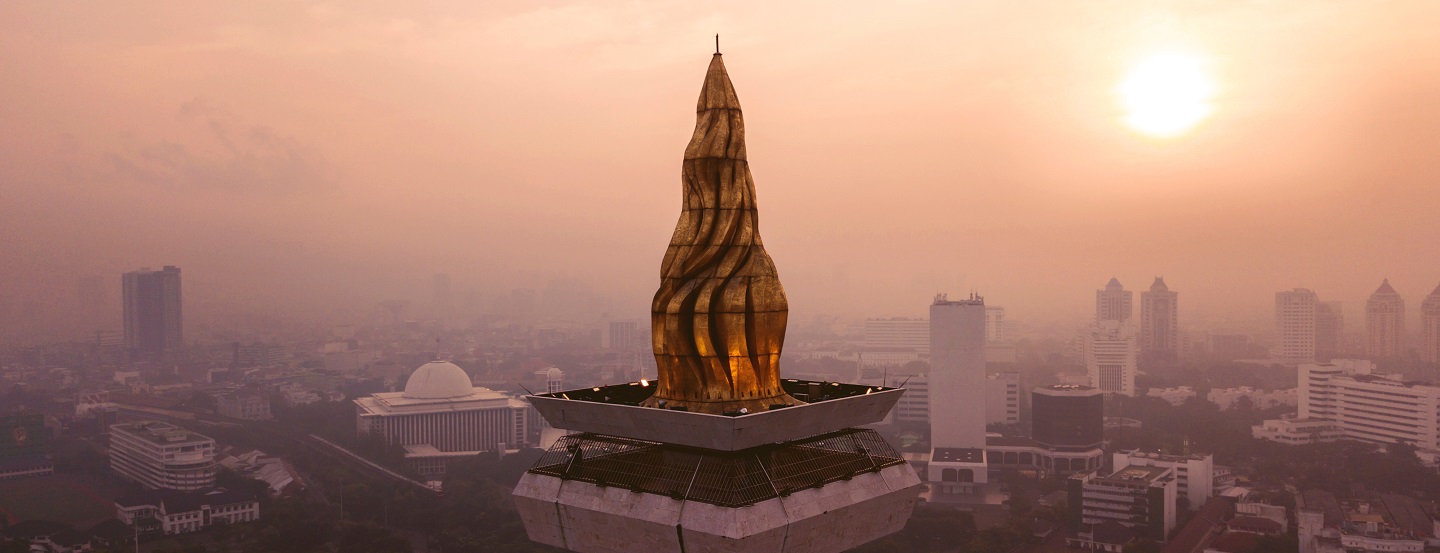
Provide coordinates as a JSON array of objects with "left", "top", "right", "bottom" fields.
[
  {"left": 109, "top": 421, "right": 216, "bottom": 490},
  {"left": 115, "top": 488, "right": 259, "bottom": 535},
  {"left": 1069, "top": 465, "right": 1178, "bottom": 542}
]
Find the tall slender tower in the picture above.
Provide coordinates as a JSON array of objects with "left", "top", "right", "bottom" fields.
[
  {"left": 1422, "top": 283, "right": 1440, "bottom": 364},
  {"left": 122, "top": 266, "right": 183, "bottom": 354},
  {"left": 1096, "top": 278, "right": 1133, "bottom": 323},
  {"left": 515, "top": 51, "right": 921, "bottom": 553},
  {"left": 1140, "top": 277, "right": 1178, "bottom": 361},
  {"left": 1366, "top": 279, "right": 1405, "bottom": 359},
  {"left": 1275, "top": 289, "right": 1317, "bottom": 364}
]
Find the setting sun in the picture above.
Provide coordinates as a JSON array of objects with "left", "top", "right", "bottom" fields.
[{"left": 1119, "top": 51, "right": 1216, "bottom": 138}]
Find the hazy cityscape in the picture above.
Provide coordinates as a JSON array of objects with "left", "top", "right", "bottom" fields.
[{"left": 3, "top": 2, "right": 1440, "bottom": 553}]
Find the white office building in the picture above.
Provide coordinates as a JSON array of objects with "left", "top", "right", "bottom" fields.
[
  {"left": 1256, "top": 360, "right": 1440, "bottom": 456},
  {"left": 109, "top": 421, "right": 217, "bottom": 491},
  {"left": 1085, "top": 320, "right": 1137, "bottom": 396},
  {"left": 928, "top": 294, "right": 989, "bottom": 491},
  {"left": 355, "top": 360, "right": 532, "bottom": 477}
]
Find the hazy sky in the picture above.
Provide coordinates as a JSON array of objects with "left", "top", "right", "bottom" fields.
[{"left": 3, "top": 1, "right": 1439, "bottom": 337}]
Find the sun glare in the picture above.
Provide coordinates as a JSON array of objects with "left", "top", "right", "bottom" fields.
[{"left": 1119, "top": 52, "right": 1215, "bottom": 138}]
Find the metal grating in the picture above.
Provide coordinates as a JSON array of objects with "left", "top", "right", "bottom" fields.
[{"left": 528, "top": 428, "right": 905, "bottom": 508}]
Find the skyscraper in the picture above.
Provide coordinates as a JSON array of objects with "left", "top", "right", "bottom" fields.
[
  {"left": 1366, "top": 279, "right": 1406, "bottom": 359},
  {"left": 1085, "top": 320, "right": 1137, "bottom": 396},
  {"left": 122, "top": 266, "right": 183, "bottom": 354},
  {"left": 1096, "top": 277, "right": 1133, "bottom": 323},
  {"left": 1423, "top": 284, "right": 1440, "bottom": 364},
  {"left": 1275, "top": 289, "right": 1318, "bottom": 364},
  {"left": 929, "top": 293, "right": 988, "bottom": 449},
  {"left": 1140, "top": 277, "right": 1178, "bottom": 360}
]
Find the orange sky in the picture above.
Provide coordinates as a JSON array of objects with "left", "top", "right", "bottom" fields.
[{"left": 2, "top": 1, "right": 1439, "bottom": 338}]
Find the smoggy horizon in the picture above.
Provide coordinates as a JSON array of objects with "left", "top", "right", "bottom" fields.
[{"left": 4, "top": 1, "right": 1439, "bottom": 343}]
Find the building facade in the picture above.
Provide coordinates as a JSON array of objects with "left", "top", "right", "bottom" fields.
[
  {"left": 1086, "top": 320, "right": 1137, "bottom": 396},
  {"left": 109, "top": 421, "right": 217, "bottom": 491},
  {"left": 928, "top": 294, "right": 989, "bottom": 492},
  {"left": 1366, "top": 280, "right": 1406, "bottom": 359},
  {"left": 1033, "top": 385, "right": 1104, "bottom": 449},
  {"left": 1140, "top": 277, "right": 1178, "bottom": 361},
  {"left": 1069, "top": 465, "right": 1177, "bottom": 542},
  {"left": 929, "top": 294, "right": 987, "bottom": 450},
  {"left": 864, "top": 318, "right": 931, "bottom": 354},
  {"left": 985, "top": 307, "right": 1006, "bottom": 343},
  {"left": 985, "top": 372, "right": 1020, "bottom": 426},
  {"left": 122, "top": 266, "right": 183, "bottom": 353},
  {"left": 355, "top": 360, "right": 531, "bottom": 478},
  {"left": 1097, "top": 278, "right": 1133, "bottom": 323},
  {"left": 1276, "top": 289, "right": 1319, "bottom": 364}
]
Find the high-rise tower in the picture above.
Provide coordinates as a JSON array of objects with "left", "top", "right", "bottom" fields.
[
  {"left": 1096, "top": 278, "right": 1133, "bottom": 323},
  {"left": 1140, "top": 277, "right": 1178, "bottom": 361},
  {"left": 1422, "top": 283, "right": 1440, "bottom": 364},
  {"left": 929, "top": 294, "right": 987, "bottom": 450},
  {"left": 514, "top": 51, "right": 920, "bottom": 553},
  {"left": 122, "top": 266, "right": 183, "bottom": 354},
  {"left": 1366, "top": 279, "right": 1405, "bottom": 359},
  {"left": 1275, "top": 289, "right": 1317, "bottom": 364}
]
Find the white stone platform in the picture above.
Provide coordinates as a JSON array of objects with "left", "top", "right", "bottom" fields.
[{"left": 514, "top": 463, "right": 921, "bottom": 553}]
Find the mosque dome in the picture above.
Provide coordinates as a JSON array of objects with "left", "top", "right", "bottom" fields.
[{"left": 402, "top": 360, "right": 475, "bottom": 399}]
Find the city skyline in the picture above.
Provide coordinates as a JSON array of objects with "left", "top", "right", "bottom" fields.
[{"left": 3, "top": 2, "right": 1439, "bottom": 342}]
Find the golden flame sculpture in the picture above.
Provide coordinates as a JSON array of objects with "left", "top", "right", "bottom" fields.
[{"left": 642, "top": 54, "right": 802, "bottom": 415}]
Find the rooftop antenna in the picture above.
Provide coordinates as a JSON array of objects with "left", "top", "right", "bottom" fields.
[
  {"left": 434, "top": 337, "right": 441, "bottom": 361},
  {"left": 715, "top": 34, "right": 720, "bottom": 54}
]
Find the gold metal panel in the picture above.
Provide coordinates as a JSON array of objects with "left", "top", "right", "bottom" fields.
[{"left": 642, "top": 54, "right": 800, "bottom": 414}]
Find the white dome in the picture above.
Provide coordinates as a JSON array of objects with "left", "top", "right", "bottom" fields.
[
  {"left": 402, "top": 361, "right": 475, "bottom": 399},
  {"left": 545, "top": 367, "right": 563, "bottom": 381}
]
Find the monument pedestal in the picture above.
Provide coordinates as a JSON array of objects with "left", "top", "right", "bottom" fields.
[{"left": 514, "top": 428, "right": 921, "bottom": 553}]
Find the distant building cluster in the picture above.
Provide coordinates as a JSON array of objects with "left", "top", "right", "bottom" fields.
[{"left": 1274, "top": 280, "right": 1440, "bottom": 364}]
